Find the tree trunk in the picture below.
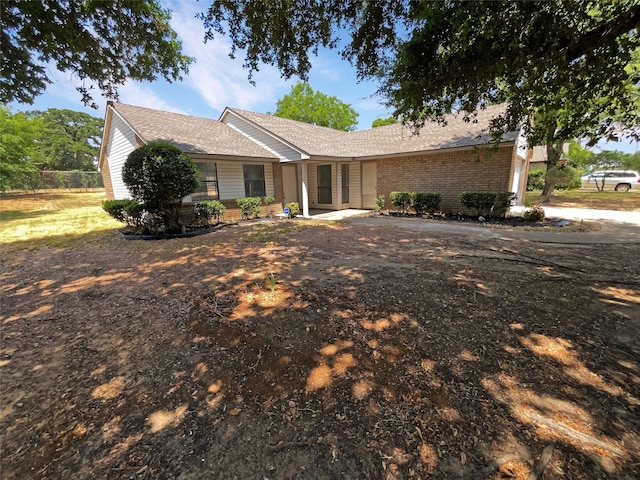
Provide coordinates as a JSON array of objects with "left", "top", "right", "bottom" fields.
[{"left": 541, "top": 140, "right": 563, "bottom": 202}]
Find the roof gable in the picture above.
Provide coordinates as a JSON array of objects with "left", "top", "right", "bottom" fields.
[{"left": 110, "top": 103, "right": 278, "bottom": 159}]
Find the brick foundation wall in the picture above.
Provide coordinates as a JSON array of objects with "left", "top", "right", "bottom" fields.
[
  {"left": 179, "top": 200, "right": 284, "bottom": 224},
  {"left": 377, "top": 146, "right": 515, "bottom": 214}
]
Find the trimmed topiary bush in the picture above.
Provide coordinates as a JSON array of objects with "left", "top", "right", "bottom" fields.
[{"left": 122, "top": 141, "right": 200, "bottom": 233}]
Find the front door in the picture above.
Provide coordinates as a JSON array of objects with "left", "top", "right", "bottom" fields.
[
  {"left": 317, "top": 165, "right": 332, "bottom": 204},
  {"left": 282, "top": 164, "right": 298, "bottom": 205},
  {"left": 361, "top": 161, "right": 377, "bottom": 209}
]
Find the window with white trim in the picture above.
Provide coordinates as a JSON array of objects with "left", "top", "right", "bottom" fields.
[
  {"left": 243, "top": 164, "right": 266, "bottom": 197},
  {"left": 192, "top": 162, "right": 219, "bottom": 200}
]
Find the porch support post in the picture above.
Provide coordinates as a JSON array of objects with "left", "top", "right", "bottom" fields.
[{"left": 301, "top": 160, "right": 310, "bottom": 218}]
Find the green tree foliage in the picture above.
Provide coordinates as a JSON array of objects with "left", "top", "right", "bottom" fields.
[
  {"left": 372, "top": 117, "right": 399, "bottom": 128},
  {"left": 201, "top": 0, "right": 640, "bottom": 200},
  {"left": 567, "top": 140, "right": 640, "bottom": 173},
  {"left": 28, "top": 109, "right": 103, "bottom": 171},
  {"left": 0, "top": 106, "right": 43, "bottom": 191},
  {"left": 122, "top": 141, "right": 200, "bottom": 232},
  {"left": 527, "top": 170, "right": 545, "bottom": 191},
  {"left": 630, "top": 152, "right": 640, "bottom": 171},
  {"left": 566, "top": 141, "right": 596, "bottom": 170},
  {"left": 274, "top": 83, "right": 358, "bottom": 131},
  {"left": 1, "top": 0, "right": 193, "bottom": 108}
]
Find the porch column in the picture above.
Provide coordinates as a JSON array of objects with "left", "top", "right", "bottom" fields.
[{"left": 301, "top": 160, "right": 310, "bottom": 218}]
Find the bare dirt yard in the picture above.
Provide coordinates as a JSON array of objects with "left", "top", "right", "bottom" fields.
[{"left": 2, "top": 215, "right": 640, "bottom": 479}]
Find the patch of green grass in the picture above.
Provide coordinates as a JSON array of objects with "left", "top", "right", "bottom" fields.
[{"left": 0, "top": 192, "right": 122, "bottom": 252}]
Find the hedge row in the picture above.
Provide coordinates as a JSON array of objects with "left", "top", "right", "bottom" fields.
[
  {"left": 383, "top": 190, "right": 516, "bottom": 218},
  {"left": 389, "top": 191, "right": 442, "bottom": 215},
  {"left": 103, "top": 195, "right": 287, "bottom": 234}
]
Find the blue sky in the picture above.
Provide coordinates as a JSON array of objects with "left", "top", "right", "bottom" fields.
[
  {"left": 9, "top": 0, "right": 389, "bottom": 131},
  {"left": 8, "top": 0, "right": 638, "bottom": 154}
]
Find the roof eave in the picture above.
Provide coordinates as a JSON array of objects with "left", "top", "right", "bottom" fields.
[
  {"left": 354, "top": 141, "right": 517, "bottom": 161},
  {"left": 187, "top": 152, "right": 280, "bottom": 162}
]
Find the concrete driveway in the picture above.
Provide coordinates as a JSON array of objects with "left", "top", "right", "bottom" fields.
[{"left": 510, "top": 205, "right": 640, "bottom": 226}]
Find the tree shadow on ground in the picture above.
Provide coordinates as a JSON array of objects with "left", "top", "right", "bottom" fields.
[{"left": 1, "top": 222, "right": 639, "bottom": 478}]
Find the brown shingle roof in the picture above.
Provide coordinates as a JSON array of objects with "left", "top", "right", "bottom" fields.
[
  {"left": 113, "top": 103, "right": 519, "bottom": 161},
  {"left": 111, "top": 103, "right": 277, "bottom": 159},
  {"left": 225, "top": 108, "right": 351, "bottom": 156},
  {"left": 228, "top": 104, "right": 519, "bottom": 158}
]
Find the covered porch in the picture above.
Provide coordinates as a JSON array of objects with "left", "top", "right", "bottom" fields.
[{"left": 280, "top": 159, "right": 378, "bottom": 217}]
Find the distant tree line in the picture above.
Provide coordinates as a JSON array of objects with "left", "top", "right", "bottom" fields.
[
  {"left": 528, "top": 141, "right": 640, "bottom": 191},
  {"left": 0, "top": 106, "right": 102, "bottom": 191}
]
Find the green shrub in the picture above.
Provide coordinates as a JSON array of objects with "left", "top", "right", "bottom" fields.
[
  {"left": 412, "top": 192, "right": 441, "bottom": 215},
  {"left": 193, "top": 200, "right": 226, "bottom": 225},
  {"left": 527, "top": 169, "right": 545, "bottom": 191},
  {"left": 523, "top": 206, "right": 545, "bottom": 222},
  {"left": 493, "top": 191, "right": 518, "bottom": 217},
  {"left": 122, "top": 141, "right": 200, "bottom": 232},
  {"left": 390, "top": 191, "right": 413, "bottom": 213},
  {"left": 236, "top": 196, "right": 262, "bottom": 219},
  {"left": 549, "top": 165, "right": 581, "bottom": 190},
  {"left": 263, "top": 195, "right": 276, "bottom": 218},
  {"left": 372, "top": 194, "right": 385, "bottom": 212},
  {"left": 459, "top": 191, "right": 516, "bottom": 217},
  {"left": 285, "top": 202, "right": 300, "bottom": 218},
  {"left": 102, "top": 199, "right": 143, "bottom": 228}
]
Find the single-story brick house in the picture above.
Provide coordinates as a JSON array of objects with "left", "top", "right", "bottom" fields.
[{"left": 99, "top": 103, "right": 531, "bottom": 217}]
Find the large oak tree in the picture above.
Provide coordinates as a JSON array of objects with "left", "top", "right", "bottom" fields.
[
  {"left": 200, "top": 0, "right": 640, "bottom": 199},
  {"left": 1, "top": 0, "right": 193, "bottom": 108},
  {"left": 28, "top": 109, "right": 103, "bottom": 171}
]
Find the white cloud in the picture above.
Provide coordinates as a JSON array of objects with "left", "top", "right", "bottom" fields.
[
  {"left": 168, "top": 1, "right": 291, "bottom": 112},
  {"left": 117, "top": 83, "right": 187, "bottom": 114}
]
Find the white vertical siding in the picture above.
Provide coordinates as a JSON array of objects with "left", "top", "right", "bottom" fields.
[
  {"left": 307, "top": 163, "right": 319, "bottom": 206},
  {"left": 515, "top": 129, "right": 528, "bottom": 160},
  {"left": 349, "top": 162, "right": 362, "bottom": 208},
  {"left": 106, "top": 114, "right": 137, "bottom": 199},
  {"left": 223, "top": 114, "right": 303, "bottom": 161},
  {"left": 217, "top": 160, "right": 274, "bottom": 200}
]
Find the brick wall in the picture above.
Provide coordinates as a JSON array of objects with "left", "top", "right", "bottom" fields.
[
  {"left": 377, "top": 146, "right": 515, "bottom": 213},
  {"left": 100, "top": 156, "right": 115, "bottom": 200}
]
